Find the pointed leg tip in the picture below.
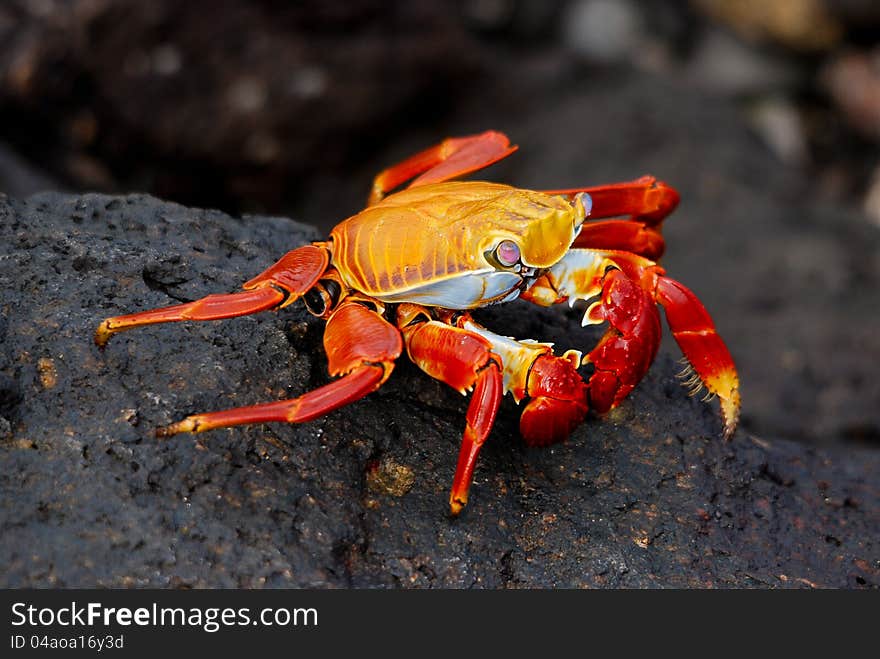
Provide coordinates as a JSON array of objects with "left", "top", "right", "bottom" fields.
[
  {"left": 720, "top": 390, "right": 741, "bottom": 441},
  {"left": 94, "top": 321, "right": 113, "bottom": 348},
  {"left": 449, "top": 496, "right": 467, "bottom": 517},
  {"left": 155, "top": 417, "right": 198, "bottom": 438},
  {"left": 722, "top": 420, "right": 737, "bottom": 441}
]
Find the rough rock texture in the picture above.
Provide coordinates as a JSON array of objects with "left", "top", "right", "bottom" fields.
[{"left": 1, "top": 192, "right": 877, "bottom": 588}]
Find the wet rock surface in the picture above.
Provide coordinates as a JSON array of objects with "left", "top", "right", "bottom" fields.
[{"left": 1, "top": 192, "right": 877, "bottom": 588}]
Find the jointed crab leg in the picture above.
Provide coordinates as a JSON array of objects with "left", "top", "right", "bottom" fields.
[
  {"left": 451, "top": 367, "right": 503, "bottom": 516},
  {"left": 655, "top": 277, "right": 740, "bottom": 438},
  {"left": 368, "top": 130, "right": 518, "bottom": 205},
  {"left": 542, "top": 175, "right": 680, "bottom": 224},
  {"left": 157, "top": 301, "right": 402, "bottom": 437},
  {"left": 572, "top": 219, "right": 666, "bottom": 260},
  {"left": 95, "top": 287, "right": 287, "bottom": 348},
  {"left": 95, "top": 244, "right": 329, "bottom": 347},
  {"left": 400, "top": 311, "right": 503, "bottom": 515},
  {"left": 156, "top": 365, "right": 386, "bottom": 436}
]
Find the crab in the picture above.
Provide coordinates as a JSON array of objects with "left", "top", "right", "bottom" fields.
[{"left": 95, "top": 130, "right": 740, "bottom": 515}]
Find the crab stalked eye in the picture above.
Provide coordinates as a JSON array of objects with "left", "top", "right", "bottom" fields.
[
  {"left": 577, "top": 192, "right": 593, "bottom": 217},
  {"left": 495, "top": 239, "right": 520, "bottom": 267}
]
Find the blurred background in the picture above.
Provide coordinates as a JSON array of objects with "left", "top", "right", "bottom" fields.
[{"left": 2, "top": 0, "right": 879, "bottom": 451}]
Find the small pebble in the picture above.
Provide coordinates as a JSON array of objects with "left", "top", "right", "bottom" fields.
[{"left": 562, "top": 0, "right": 643, "bottom": 64}]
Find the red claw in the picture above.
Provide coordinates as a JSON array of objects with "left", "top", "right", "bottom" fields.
[
  {"left": 583, "top": 269, "right": 661, "bottom": 414},
  {"left": 519, "top": 353, "right": 588, "bottom": 447}
]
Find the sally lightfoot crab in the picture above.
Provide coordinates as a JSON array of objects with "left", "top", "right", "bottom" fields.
[{"left": 96, "top": 131, "right": 740, "bottom": 515}]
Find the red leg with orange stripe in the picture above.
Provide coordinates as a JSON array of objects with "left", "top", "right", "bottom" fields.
[
  {"left": 95, "top": 243, "right": 330, "bottom": 347},
  {"left": 368, "top": 130, "right": 518, "bottom": 205},
  {"left": 540, "top": 175, "right": 680, "bottom": 225},
  {"left": 572, "top": 219, "right": 666, "bottom": 260},
  {"left": 655, "top": 277, "right": 740, "bottom": 438},
  {"left": 155, "top": 302, "right": 402, "bottom": 437},
  {"left": 401, "top": 313, "right": 503, "bottom": 515}
]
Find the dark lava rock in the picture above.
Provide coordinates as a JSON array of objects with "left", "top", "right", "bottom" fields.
[
  {"left": 0, "top": 192, "right": 877, "bottom": 588},
  {"left": 0, "top": 0, "right": 480, "bottom": 210}
]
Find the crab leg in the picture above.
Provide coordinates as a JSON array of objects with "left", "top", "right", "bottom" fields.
[
  {"left": 157, "top": 302, "right": 402, "bottom": 436},
  {"left": 369, "top": 130, "right": 518, "bottom": 205},
  {"left": 542, "top": 176, "right": 680, "bottom": 225},
  {"left": 655, "top": 277, "right": 740, "bottom": 438},
  {"left": 401, "top": 315, "right": 503, "bottom": 515},
  {"left": 571, "top": 219, "right": 666, "bottom": 260},
  {"left": 451, "top": 369, "right": 502, "bottom": 517},
  {"left": 95, "top": 244, "right": 329, "bottom": 346}
]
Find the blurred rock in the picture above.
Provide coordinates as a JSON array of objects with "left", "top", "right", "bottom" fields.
[
  {"left": 0, "top": 142, "right": 60, "bottom": 197},
  {"left": 685, "top": 29, "right": 802, "bottom": 96},
  {"left": 562, "top": 0, "right": 645, "bottom": 64},
  {"left": 748, "top": 96, "right": 808, "bottom": 165},
  {"left": 461, "top": 0, "right": 517, "bottom": 30},
  {"left": 693, "top": 0, "right": 843, "bottom": 51},
  {"left": 821, "top": 49, "right": 880, "bottom": 142},
  {"left": 0, "top": 0, "right": 483, "bottom": 213},
  {"left": 461, "top": 0, "right": 562, "bottom": 39},
  {"left": 865, "top": 164, "right": 880, "bottom": 226},
  {"left": 823, "top": 0, "right": 880, "bottom": 28}
]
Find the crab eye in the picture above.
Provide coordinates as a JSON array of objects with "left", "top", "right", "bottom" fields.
[
  {"left": 577, "top": 192, "right": 593, "bottom": 217},
  {"left": 494, "top": 240, "right": 520, "bottom": 267}
]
